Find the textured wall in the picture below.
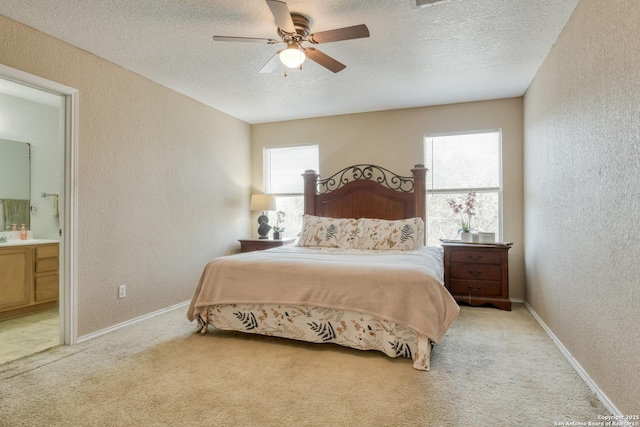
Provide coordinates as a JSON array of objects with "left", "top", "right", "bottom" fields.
[
  {"left": 0, "top": 15, "right": 251, "bottom": 336},
  {"left": 252, "top": 98, "right": 525, "bottom": 299},
  {"left": 523, "top": 0, "right": 640, "bottom": 414}
]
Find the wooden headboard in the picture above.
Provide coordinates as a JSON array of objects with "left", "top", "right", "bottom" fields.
[{"left": 302, "top": 164, "right": 427, "bottom": 230}]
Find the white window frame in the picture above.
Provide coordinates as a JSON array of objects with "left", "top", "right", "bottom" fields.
[
  {"left": 424, "top": 129, "right": 503, "bottom": 241},
  {"left": 263, "top": 144, "right": 319, "bottom": 239}
]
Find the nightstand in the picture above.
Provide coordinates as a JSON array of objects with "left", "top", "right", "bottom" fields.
[
  {"left": 238, "top": 238, "right": 296, "bottom": 253},
  {"left": 442, "top": 242, "right": 512, "bottom": 311}
]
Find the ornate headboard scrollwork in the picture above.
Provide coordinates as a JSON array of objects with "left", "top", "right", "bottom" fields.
[{"left": 315, "top": 164, "right": 415, "bottom": 195}]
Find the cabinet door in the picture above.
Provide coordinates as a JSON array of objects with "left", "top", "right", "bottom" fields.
[{"left": 0, "top": 247, "right": 33, "bottom": 311}]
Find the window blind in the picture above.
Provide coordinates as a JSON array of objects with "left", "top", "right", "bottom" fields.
[
  {"left": 425, "top": 131, "right": 501, "bottom": 192},
  {"left": 265, "top": 145, "right": 319, "bottom": 194}
]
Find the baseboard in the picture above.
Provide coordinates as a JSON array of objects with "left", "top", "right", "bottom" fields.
[
  {"left": 76, "top": 300, "right": 190, "bottom": 344},
  {"left": 524, "top": 302, "right": 621, "bottom": 416}
]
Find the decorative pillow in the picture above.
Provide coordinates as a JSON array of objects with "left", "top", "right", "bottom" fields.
[
  {"left": 354, "top": 217, "right": 424, "bottom": 251},
  {"left": 298, "top": 215, "right": 355, "bottom": 248},
  {"left": 336, "top": 217, "right": 360, "bottom": 249}
]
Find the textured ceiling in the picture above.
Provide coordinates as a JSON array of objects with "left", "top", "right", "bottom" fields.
[{"left": 0, "top": 0, "right": 579, "bottom": 124}]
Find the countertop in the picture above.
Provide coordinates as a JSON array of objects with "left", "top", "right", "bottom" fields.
[{"left": 0, "top": 239, "right": 59, "bottom": 247}]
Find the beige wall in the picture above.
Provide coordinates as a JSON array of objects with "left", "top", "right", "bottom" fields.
[
  {"left": 524, "top": 0, "right": 639, "bottom": 414},
  {"left": 0, "top": 15, "right": 251, "bottom": 336},
  {"left": 252, "top": 98, "right": 525, "bottom": 299}
]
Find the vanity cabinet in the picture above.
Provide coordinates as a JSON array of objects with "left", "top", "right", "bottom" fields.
[{"left": 0, "top": 242, "right": 59, "bottom": 320}]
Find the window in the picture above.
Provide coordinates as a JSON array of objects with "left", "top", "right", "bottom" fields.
[
  {"left": 424, "top": 131, "right": 502, "bottom": 246},
  {"left": 264, "top": 144, "right": 319, "bottom": 238}
]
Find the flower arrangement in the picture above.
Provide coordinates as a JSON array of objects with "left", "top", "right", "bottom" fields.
[
  {"left": 272, "top": 210, "right": 286, "bottom": 233},
  {"left": 447, "top": 191, "right": 477, "bottom": 233}
]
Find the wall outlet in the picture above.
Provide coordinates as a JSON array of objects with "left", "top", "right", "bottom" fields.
[{"left": 118, "top": 284, "right": 126, "bottom": 299}]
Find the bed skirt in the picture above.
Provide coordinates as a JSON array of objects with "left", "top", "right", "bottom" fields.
[{"left": 196, "top": 303, "right": 433, "bottom": 371}]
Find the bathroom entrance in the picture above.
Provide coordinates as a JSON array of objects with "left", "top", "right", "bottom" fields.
[{"left": 0, "top": 65, "right": 79, "bottom": 362}]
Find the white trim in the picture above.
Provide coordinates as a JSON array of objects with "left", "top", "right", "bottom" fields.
[
  {"left": 76, "top": 301, "right": 190, "bottom": 343},
  {"left": 424, "top": 128, "right": 501, "bottom": 139},
  {"left": 62, "top": 88, "right": 79, "bottom": 345},
  {"left": 510, "top": 297, "right": 524, "bottom": 304},
  {"left": 0, "top": 64, "right": 79, "bottom": 346},
  {"left": 524, "top": 302, "right": 621, "bottom": 416},
  {"left": 0, "top": 65, "right": 76, "bottom": 97}
]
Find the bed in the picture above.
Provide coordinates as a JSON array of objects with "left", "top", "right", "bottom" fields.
[{"left": 187, "top": 164, "right": 460, "bottom": 370}]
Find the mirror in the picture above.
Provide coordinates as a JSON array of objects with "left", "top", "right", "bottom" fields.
[{"left": 0, "top": 138, "right": 31, "bottom": 231}]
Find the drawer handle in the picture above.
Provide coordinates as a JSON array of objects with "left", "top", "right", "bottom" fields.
[
  {"left": 468, "top": 254, "right": 483, "bottom": 261},
  {"left": 468, "top": 285, "right": 483, "bottom": 292},
  {"left": 467, "top": 269, "right": 483, "bottom": 276}
]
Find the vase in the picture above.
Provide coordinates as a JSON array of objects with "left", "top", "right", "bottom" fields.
[
  {"left": 273, "top": 231, "right": 281, "bottom": 240},
  {"left": 461, "top": 232, "right": 473, "bottom": 243}
]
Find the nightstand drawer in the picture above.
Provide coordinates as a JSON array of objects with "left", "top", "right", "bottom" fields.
[
  {"left": 241, "top": 242, "right": 273, "bottom": 252},
  {"left": 449, "top": 280, "right": 502, "bottom": 297},
  {"left": 449, "top": 264, "right": 502, "bottom": 281},
  {"left": 450, "top": 250, "right": 502, "bottom": 264}
]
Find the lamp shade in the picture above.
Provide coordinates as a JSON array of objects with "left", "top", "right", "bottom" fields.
[{"left": 250, "top": 194, "right": 277, "bottom": 212}]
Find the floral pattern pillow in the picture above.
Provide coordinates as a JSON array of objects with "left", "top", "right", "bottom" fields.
[
  {"left": 336, "top": 217, "right": 360, "bottom": 249},
  {"left": 298, "top": 215, "right": 358, "bottom": 248},
  {"left": 354, "top": 217, "right": 424, "bottom": 251},
  {"left": 298, "top": 214, "right": 424, "bottom": 250}
]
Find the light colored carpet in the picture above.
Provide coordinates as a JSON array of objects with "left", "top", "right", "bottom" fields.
[{"left": 0, "top": 304, "right": 608, "bottom": 426}]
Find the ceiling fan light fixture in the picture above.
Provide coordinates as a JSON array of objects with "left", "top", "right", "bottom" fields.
[{"left": 279, "top": 43, "right": 306, "bottom": 68}]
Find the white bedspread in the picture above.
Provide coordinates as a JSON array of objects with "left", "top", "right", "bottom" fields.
[{"left": 188, "top": 245, "right": 459, "bottom": 344}]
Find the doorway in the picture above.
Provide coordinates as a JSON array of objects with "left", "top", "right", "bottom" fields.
[{"left": 0, "top": 64, "right": 79, "bottom": 361}]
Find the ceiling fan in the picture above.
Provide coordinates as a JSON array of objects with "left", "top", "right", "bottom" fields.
[{"left": 213, "top": 0, "right": 370, "bottom": 74}]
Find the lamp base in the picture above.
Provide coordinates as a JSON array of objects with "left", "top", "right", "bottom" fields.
[{"left": 257, "top": 219, "right": 272, "bottom": 240}]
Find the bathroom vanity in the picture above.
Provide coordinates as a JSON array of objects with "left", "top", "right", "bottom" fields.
[{"left": 0, "top": 240, "right": 59, "bottom": 321}]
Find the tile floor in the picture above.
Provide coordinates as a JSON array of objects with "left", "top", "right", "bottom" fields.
[{"left": 0, "top": 308, "right": 60, "bottom": 364}]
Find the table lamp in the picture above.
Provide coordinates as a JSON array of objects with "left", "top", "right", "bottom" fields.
[{"left": 250, "top": 194, "right": 277, "bottom": 239}]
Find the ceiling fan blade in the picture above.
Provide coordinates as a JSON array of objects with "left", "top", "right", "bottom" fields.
[
  {"left": 213, "top": 35, "right": 279, "bottom": 44},
  {"left": 259, "top": 52, "right": 282, "bottom": 73},
  {"left": 304, "top": 48, "right": 346, "bottom": 73},
  {"left": 265, "top": 0, "right": 295, "bottom": 34},
  {"left": 308, "top": 24, "right": 370, "bottom": 44}
]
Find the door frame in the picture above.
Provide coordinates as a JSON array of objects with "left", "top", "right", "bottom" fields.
[{"left": 0, "top": 64, "right": 79, "bottom": 345}]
